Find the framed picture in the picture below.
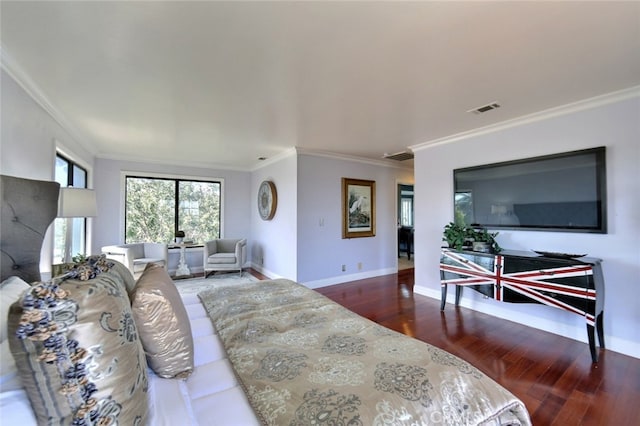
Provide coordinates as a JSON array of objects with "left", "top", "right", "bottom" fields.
[{"left": 342, "top": 178, "right": 376, "bottom": 238}]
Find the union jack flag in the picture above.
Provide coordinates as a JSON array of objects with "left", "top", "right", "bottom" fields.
[{"left": 440, "top": 249, "right": 597, "bottom": 326}]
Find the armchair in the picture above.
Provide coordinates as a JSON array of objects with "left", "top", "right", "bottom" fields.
[
  {"left": 203, "top": 238, "right": 247, "bottom": 277},
  {"left": 101, "top": 243, "right": 168, "bottom": 279}
]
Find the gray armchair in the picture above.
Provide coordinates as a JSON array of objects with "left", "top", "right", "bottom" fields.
[
  {"left": 102, "top": 242, "right": 168, "bottom": 279},
  {"left": 203, "top": 238, "right": 247, "bottom": 277}
]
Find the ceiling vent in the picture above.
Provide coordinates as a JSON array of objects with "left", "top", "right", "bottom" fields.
[
  {"left": 468, "top": 102, "right": 501, "bottom": 115},
  {"left": 383, "top": 150, "right": 414, "bottom": 161}
]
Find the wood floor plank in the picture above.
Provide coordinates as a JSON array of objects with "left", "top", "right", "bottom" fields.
[{"left": 551, "top": 389, "right": 592, "bottom": 426}]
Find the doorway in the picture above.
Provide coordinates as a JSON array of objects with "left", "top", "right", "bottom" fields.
[{"left": 397, "top": 183, "right": 414, "bottom": 270}]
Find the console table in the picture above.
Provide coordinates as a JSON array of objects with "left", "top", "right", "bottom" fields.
[{"left": 439, "top": 248, "right": 605, "bottom": 362}]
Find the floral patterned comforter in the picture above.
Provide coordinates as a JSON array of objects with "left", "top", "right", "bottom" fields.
[{"left": 199, "top": 279, "right": 531, "bottom": 426}]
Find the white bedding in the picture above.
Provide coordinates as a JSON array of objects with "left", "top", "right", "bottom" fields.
[
  {"left": 147, "top": 293, "right": 259, "bottom": 426},
  {"left": 0, "top": 291, "right": 260, "bottom": 425}
]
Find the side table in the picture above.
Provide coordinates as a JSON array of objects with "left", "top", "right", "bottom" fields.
[{"left": 169, "top": 243, "right": 202, "bottom": 278}]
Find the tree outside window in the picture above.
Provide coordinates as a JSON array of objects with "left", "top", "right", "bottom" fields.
[
  {"left": 455, "top": 191, "right": 473, "bottom": 225},
  {"left": 125, "top": 176, "right": 221, "bottom": 244}
]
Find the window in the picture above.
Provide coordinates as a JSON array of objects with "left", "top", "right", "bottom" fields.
[
  {"left": 398, "top": 185, "right": 414, "bottom": 227},
  {"left": 124, "top": 176, "right": 221, "bottom": 244},
  {"left": 400, "top": 198, "right": 413, "bottom": 227},
  {"left": 53, "top": 154, "right": 88, "bottom": 263}
]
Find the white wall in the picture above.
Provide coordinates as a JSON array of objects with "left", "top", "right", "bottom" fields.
[
  {"left": 296, "top": 153, "right": 413, "bottom": 287},
  {"left": 250, "top": 151, "right": 298, "bottom": 280},
  {"left": 0, "top": 69, "right": 94, "bottom": 272},
  {"left": 0, "top": 70, "right": 94, "bottom": 178},
  {"left": 250, "top": 150, "right": 413, "bottom": 285},
  {"left": 413, "top": 94, "right": 640, "bottom": 358},
  {"left": 92, "top": 158, "right": 252, "bottom": 258}
]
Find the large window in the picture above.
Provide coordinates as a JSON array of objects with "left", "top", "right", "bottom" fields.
[
  {"left": 54, "top": 154, "right": 88, "bottom": 263},
  {"left": 125, "top": 176, "right": 221, "bottom": 244}
]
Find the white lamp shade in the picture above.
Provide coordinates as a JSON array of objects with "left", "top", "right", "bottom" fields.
[{"left": 58, "top": 187, "right": 97, "bottom": 218}]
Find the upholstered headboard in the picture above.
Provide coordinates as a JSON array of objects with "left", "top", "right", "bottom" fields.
[{"left": 0, "top": 174, "right": 60, "bottom": 283}]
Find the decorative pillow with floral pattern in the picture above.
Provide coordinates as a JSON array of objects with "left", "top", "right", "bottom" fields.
[
  {"left": 57, "top": 253, "right": 115, "bottom": 281},
  {"left": 7, "top": 262, "right": 149, "bottom": 425}
]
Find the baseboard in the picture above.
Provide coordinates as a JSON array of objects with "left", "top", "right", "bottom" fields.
[
  {"left": 414, "top": 285, "right": 639, "bottom": 360},
  {"left": 249, "top": 262, "right": 282, "bottom": 280},
  {"left": 302, "top": 267, "right": 397, "bottom": 289}
]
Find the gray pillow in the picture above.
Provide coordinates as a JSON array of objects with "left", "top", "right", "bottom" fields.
[{"left": 131, "top": 263, "right": 194, "bottom": 378}]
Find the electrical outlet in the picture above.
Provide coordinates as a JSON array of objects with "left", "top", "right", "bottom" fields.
[
  {"left": 341, "top": 264, "right": 346, "bottom": 272},
  {"left": 357, "top": 262, "right": 362, "bottom": 271}
]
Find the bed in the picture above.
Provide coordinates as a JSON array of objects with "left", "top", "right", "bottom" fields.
[{"left": 1, "top": 174, "right": 531, "bottom": 425}]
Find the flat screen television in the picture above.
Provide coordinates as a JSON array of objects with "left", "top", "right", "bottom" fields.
[{"left": 454, "top": 147, "right": 607, "bottom": 233}]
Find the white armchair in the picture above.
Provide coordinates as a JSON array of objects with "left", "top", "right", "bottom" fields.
[
  {"left": 203, "top": 238, "right": 247, "bottom": 277},
  {"left": 102, "top": 243, "right": 168, "bottom": 279}
]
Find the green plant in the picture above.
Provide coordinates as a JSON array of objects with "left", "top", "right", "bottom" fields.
[
  {"left": 470, "top": 227, "right": 502, "bottom": 253},
  {"left": 71, "top": 253, "right": 88, "bottom": 263},
  {"left": 175, "top": 230, "right": 185, "bottom": 238},
  {"left": 442, "top": 223, "right": 502, "bottom": 253},
  {"left": 442, "top": 222, "right": 469, "bottom": 251}
]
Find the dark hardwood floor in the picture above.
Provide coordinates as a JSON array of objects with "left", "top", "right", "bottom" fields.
[{"left": 299, "top": 268, "right": 638, "bottom": 426}]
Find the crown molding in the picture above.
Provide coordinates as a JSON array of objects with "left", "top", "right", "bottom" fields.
[
  {"left": 295, "top": 147, "right": 413, "bottom": 170},
  {"left": 96, "top": 151, "right": 258, "bottom": 173},
  {"left": 0, "top": 47, "right": 98, "bottom": 157},
  {"left": 249, "top": 147, "right": 298, "bottom": 172},
  {"left": 411, "top": 85, "right": 640, "bottom": 152}
]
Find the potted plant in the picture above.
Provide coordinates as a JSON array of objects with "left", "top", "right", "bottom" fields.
[
  {"left": 443, "top": 223, "right": 501, "bottom": 253},
  {"left": 442, "top": 222, "right": 471, "bottom": 251},
  {"left": 469, "top": 226, "right": 501, "bottom": 253},
  {"left": 175, "top": 230, "right": 185, "bottom": 244}
]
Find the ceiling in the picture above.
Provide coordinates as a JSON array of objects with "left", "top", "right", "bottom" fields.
[{"left": 1, "top": 1, "right": 639, "bottom": 171}]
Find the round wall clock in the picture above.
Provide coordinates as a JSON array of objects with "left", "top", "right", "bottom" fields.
[{"left": 258, "top": 180, "right": 277, "bottom": 220}]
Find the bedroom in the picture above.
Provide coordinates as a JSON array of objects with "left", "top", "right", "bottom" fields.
[{"left": 1, "top": 1, "right": 639, "bottom": 423}]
